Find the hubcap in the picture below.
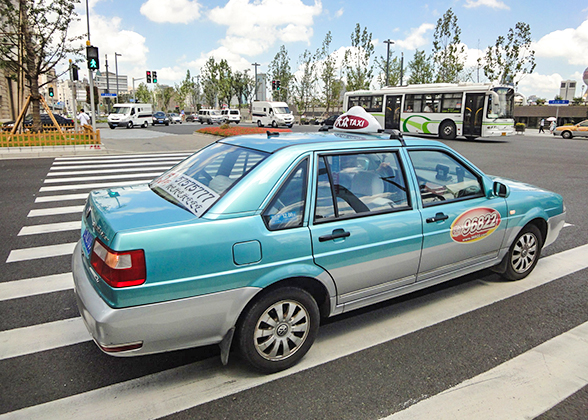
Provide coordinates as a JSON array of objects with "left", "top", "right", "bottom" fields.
[
  {"left": 253, "top": 299, "right": 310, "bottom": 361},
  {"left": 511, "top": 233, "right": 538, "bottom": 274}
]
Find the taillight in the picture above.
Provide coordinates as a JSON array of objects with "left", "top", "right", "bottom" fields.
[{"left": 90, "top": 239, "right": 146, "bottom": 288}]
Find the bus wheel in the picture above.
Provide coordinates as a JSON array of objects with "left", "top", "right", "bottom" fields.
[{"left": 439, "top": 121, "right": 456, "bottom": 140}]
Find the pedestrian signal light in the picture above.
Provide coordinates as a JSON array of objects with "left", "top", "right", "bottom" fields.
[
  {"left": 152, "top": 71, "right": 157, "bottom": 83},
  {"left": 146, "top": 71, "right": 152, "bottom": 83},
  {"left": 86, "top": 46, "right": 99, "bottom": 70}
]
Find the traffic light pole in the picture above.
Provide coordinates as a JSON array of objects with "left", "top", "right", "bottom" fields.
[{"left": 88, "top": 66, "right": 96, "bottom": 132}]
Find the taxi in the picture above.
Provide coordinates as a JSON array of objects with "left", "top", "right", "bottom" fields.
[
  {"left": 73, "top": 107, "right": 566, "bottom": 373},
  {"left": 554, "top": 120, "right": 588, "bottom": 139}
]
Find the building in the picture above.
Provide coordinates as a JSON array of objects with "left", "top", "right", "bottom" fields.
[
  {"left": 515, "top": 105, "right": 588, "bottom": 128},
  {"left": 255, "top": 73, "right": 268, "bottom": 102},
  {"left": 94, "top": 71, "right": 128, "bottom": 95},
  {"left": 559, "top": 80, "right": 577, "bottom": 101}
]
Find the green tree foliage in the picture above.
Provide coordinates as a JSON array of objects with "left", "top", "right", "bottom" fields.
[
  {"left": 201, "top": 57, "right": 220, "bottom": 107},
  {"left": 0, "top": 0, "right": 83, "bottom": 131},
  {"left": 407, "top": 49, "right": 434, "bottom": 84},
  {"left": 268, "top": 45, "right": 293, "bottom": 102},
  {"left": 292, "top": 49, "right": 317, "bottom": 118},
  {"left": 343, "top": 24, "right": 374, "bottom": 91},
  {"left": 135, "top": 82, "right": 151, "bottom": 104},
  {"left": 432, "top": 8, "right": 465, "bottom": 83},
  {"left": 217, "top": 59, "right": 233, "bottom": 107},
  {"left": 480, "top": 22, "right": 535, "bottom": 86},
  {"left": 316, "top": 31, "right": 342, "bottom": 113},
  {"left": 374, "top": 54, "right": 401, "bottom": 88},
  {"left": 175, "top": 70, "right": 195, "bottom": 110}
]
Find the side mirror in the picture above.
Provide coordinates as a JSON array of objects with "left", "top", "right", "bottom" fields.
[{"left": 493, "top": 181, "right": 509, "bottom": 198}]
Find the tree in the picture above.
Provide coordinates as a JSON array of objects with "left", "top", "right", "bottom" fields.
[
  {"left": 201, "top": 57, "right": 219, "bottom": 107},
  {"left": 268, "top": 45, "right": 293, "bottom": 102},
  {"left": 432, "top": 8, "right": 465, "bottom": 83},
  {"left": 342, "top": 24, "right": 374, "bottom": 91},
  {"left": 407, "top": 49, "right": 434, "bottom": 84},
  {"left": 175, "top": 70, "right": 195, "bottom": 111},
  {"left": 232, "top": 71, "right": 249, "bottom": 108},
  {"left": 0, "top": 0, "right": 83, "bottom": 131},
  {"left": 135, "top": 83, "right": 151, "bottom": 104},
  {"left": 216, "top": 59, "right": 233, "bottom": 107},
  {"left": 374, "top": 54, "right": 401, "bottom": 88},
  {"left": 480, "top": 22, "right": 535, "bottom": 87},
  {"left": 316, "top": 31, "right": 342, "bottom": 114},
  {"left": 292, "top": 49, "right": 317, "bottom": 119}
]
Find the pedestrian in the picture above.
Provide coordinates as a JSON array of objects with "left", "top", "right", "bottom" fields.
[
  {"left": 539, "top": 118, "right": 545, "bottom": 133},
  {"left": 77, "top": 109, "right": 91, "bottom": 132},
  {"left": 549, "top": 120, "right": 556, "bottom": 134}
]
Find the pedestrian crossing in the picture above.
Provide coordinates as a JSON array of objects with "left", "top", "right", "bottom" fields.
[{"left": 1, "top": 152, "right": 587, "bottom": 419}]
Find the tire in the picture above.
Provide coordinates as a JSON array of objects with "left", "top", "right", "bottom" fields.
[
  {"left": 257, "top": 120, "right": 263, "bottom": 127},
  {"left": 165, "top": 122, "right": 169, "bottom": 126},
  {"left": 236, "top": 287, "right": 320, "bottom": 373},
  {"left": 127, "top": 121, "right": 133, "bottom": 129},
  {"left": 142, "top": 122, "right": 148, "bottom": 128},
  {"left": 502, "top": 224, "right": 543, "bottom": 281},
  {"left": 109, "top": 125, "right": 115, "bottom": 130},
  {"left": 562, "top": 131, "right": 573, "bottom": 139},
  {"left": 271, "top": 120, "right": 278, "bottom": 128},
  {"left": 287, "top": 124, "right": 293, "bottom": 128},
  {"left": 439, "top": 121, "right": 456, "bottom": 140}
]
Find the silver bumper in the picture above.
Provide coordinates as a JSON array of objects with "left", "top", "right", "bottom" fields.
[{"left": 72, "top": 241, "right": 260, "bottom": 356}]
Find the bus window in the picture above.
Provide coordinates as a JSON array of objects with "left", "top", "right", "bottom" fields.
[
  {"left": 359, "top": 96, "right": 371, "bottom": 110},
  {"left": 441, "top": 93, "right": 462, "bottom": 113},
  {"left": 370, "top": 95, "right": 383, "bottom": 112},
  {"left": 348, "top": 96, "right": 360, "bottom": 109},
  {"left": 405, "top": 94, "right": 424, "bottom": 113}
]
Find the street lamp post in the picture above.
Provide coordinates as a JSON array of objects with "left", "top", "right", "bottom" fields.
[
  {"left": 115, "top": 52, "right": 122, "bottom": 103},
  {"left": 252, "top": 62, "right": 260, "bottom": 101},
  {"left": 105, "top": 54, "right": 111, "bottom": 113},
  {"left": 383, "top": 39, "right": 394, "bottom": 87},
  {"left": 132, "top": 77, "right": 145, "bottom": 103}
]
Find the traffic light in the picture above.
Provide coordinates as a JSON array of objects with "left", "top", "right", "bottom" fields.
[
  {"left": 72, "top": 64, "right": 79, "bottom": 81},
  {"left": 48, "top": 87, "right": 54, "bottom": 97},
  {"left": 146, "top": 70, "right": 152, "bottom": 83},
  {"left": 272, "top": 80, "right": 276, "bottom": 90},
  {"left": 86, "top": 46, "right": 99, "bottom": 70},
  {"left": 276, "top": 80, "right": 281, "bottom": 91},
  {"left": 152, "top": 71, "right": 158, "bottom": 83}
]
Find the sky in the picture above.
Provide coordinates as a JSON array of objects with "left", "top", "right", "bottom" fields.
[{"left": 68, "top": 0, "right": 588, "bottom": 99}]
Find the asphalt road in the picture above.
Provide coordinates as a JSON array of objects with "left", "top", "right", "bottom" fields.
[{"left": 0, "top": 131, "right": 587, "bottom": 419}]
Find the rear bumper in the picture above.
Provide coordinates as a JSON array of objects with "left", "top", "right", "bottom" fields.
[{"left": 72, "top": 241, "right": 260, "bottom": 356}]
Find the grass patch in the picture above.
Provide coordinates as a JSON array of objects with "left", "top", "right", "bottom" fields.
[{"left": 197, "top": 126, "right": 292, "bottom": 137}]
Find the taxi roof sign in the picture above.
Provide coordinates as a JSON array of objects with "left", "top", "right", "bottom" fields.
[{"left": 333, "top": 106, "right": 383, "bottom": 134}]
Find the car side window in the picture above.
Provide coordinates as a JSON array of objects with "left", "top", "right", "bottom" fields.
[
  {"left": 408, "top": 150, "right": 484, "bottom": 206},
  {"left": 314, "top": 151, "right": 410, "bottom": 223},
  {"left": 263, "top": 159, "right": 309, "bottom": 231}
]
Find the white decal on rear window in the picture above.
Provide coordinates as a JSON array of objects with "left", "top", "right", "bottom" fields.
[{"left": 153, "top": 171, "right": 219, "bottom": 217}]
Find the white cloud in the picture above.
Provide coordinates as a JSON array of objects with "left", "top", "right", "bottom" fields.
[
  {"left": 464, "top": 0, "right": 510, "bottom": 10},
  {"left": 208, "top": 0, "right": 323, "bottom": 56},
  {"left": 335, "top": 8, "right": 344, "bottom": 18},
  {"left": 394, "top": 23, "right": 434, "bottom": 50},
  {"left": 534, "top": 19, "right": 588, "bottom": 66},
  {"left": 516, "top": 72, "right": 563, "bottom": 98},
  {"left": 140, "top": 0, "right": 201, "bottom": 24},
  {"left": 187, "top": 46, "right": 255, "bottom": 74}
]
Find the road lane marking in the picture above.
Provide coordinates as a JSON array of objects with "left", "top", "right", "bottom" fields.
[
  {"left": 384, "top": 321, "right": 588, "bottom": 420},
  {"left": 35, "top": 193, "right": 89, "bottom": 203},
  {"left": 6, "top": 242, "right": 77, "bottom": 263},
  {"left": 27, "top": 206, "right": 85, "bottom": 217},
  {"left": 19, "top": 221, "right": 81, "bottom": 236},
  {"left": 43, "top": 172, "right": 164, "bottom": 184},
  {"left": 2, "top": 244, "right": 587, "bottom": 418},
  {"left": 48, "top": 160, "right": 182, "bottom": 171},
  {"left": 51, "top": 156, "right": 191, "bottom": 165},
  {"left": 47, "top": 166, "right": 173, "bottom": 177},
  {"left": 39, "top": 180, "right": 148, "bottom": 192},
  {"left": 54, "top": 152, "right": 191, "bottom": 161},
  {"left": 0, "top": 318, "right": 90, "bottom": 360},
  {"left": 0, "top": 273, "right": 74, "bottom": 301}
]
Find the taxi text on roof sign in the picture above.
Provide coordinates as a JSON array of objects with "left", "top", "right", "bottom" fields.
[{"left": 333, "top": 106, "right": 383, "bottom": 134}]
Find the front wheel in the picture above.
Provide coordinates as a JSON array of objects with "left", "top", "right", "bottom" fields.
[
  {"left": 236, "top": 287, "right": 319, "bottom": 373},
  {"left": 127, "top": 121, "right": 133, "bottom": 129},
  {"left": 502, "top": 224, "right": 543, "bottom": 281},
  {"left": 562, "top": 131, "right": 573, "bottom": 139}
]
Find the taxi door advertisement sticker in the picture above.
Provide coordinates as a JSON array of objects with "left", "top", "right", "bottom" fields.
[
  {"left": 151, "top": 171, "right": 220, "bottom": 217},
  {"left": 450, "top": 207, "right": 501, "bottom": 243}
]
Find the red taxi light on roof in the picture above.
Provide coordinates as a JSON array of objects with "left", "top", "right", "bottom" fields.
[{"left": 90, "top": 239, "right": 146, "bottom": 288}]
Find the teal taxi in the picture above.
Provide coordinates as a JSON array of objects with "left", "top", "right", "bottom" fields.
[{"left": 73, "top": 107, "right": 565, "bottom": 373}]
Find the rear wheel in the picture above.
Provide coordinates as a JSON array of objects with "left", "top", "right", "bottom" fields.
[
  {"left": 502, "top": 224, "right": 543, "bottom": 280},
  {"left": 257, "top": 120, "right": 263, "bottom": 127},
  {"left": 271, "top": 120, "right": 278, "bottom": 128},
  {"left": 562, "top": 131, "right": 573, "bottom": 139},
  {"left": 439, "top": 121, "right": 456, "bottom": 140},
  {"left": 236, "top": 287, "right": 319, "bottom": 373},
  {"left": 142, "top": 122, "right": 148, "bottom": 128}
]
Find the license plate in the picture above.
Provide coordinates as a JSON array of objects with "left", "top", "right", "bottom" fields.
[
  {"left": 82, "top": 227, "right": 94, "bottom": 256},
  {"left": 501, "top": 132, "right": 506, "bottom": 136}
]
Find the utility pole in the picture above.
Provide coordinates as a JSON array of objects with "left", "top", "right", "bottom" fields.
[
  {"left": 69, "top": 60, "right": 78, "bottom": 132},
  {"left": 105, "top": 54, "right": 111, "bottom": 113},
  {"left": 400, "top": 52, "right": 404, "bottom": 86},
  {"left": 252, "top": 62, "right": 260, "bottom": 101},
  {"left": 85, "top": 0, "right": 96, "bottom": 132},
  {"left": 384, "top": 39, "right": 394, "bottom": 87},
  {"left": 115, "top": 52, "right": 122, "bottom": 103}
]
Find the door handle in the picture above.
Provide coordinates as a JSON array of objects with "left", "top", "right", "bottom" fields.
[
  {"left": 426, "top": 212, "right": 449, "bottom": 223},
  {"left": 319, "top": 229, "right": 351, "bottom": 242}
]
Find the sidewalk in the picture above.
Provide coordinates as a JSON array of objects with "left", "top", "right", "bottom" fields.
[{"left": 0, "top": 131, "right": 220, "bottom": 159}]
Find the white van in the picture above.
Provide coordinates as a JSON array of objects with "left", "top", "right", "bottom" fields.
[
  {"left": 221, "top": 109, "right": 241, "bottom": 124},
  {"left": 108, "top": 103, "right": 153, "bottom": 129},
  {"left": 252, "top": 101, "right": 294, "bottom": 128}
]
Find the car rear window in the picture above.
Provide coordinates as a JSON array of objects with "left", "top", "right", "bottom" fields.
[{"left": 150, "top": 143, "right": 269, "bottom": 217}]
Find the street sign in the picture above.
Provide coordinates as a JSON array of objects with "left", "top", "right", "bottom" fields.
[
  {"left": 100, "top": 93, "right": 117, "bottom": 97},
  {"left": 548, "top": 100, "right": 570, "bottom": 106}
]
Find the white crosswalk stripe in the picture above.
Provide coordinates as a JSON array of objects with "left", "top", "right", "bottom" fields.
[{"left": 1, "top": 152, "right": 586, "bottom": 419}]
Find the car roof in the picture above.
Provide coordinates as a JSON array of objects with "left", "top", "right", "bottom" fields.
[{"left": 220, "top": 132, "right": 445, "bottom": 154}]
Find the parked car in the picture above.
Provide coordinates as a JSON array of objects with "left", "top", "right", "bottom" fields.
[
  {"left": 221, "top": 109, "right": 241, "bottom": 124},
  {"left": 73, "top": 106, "right": 565, "bottom": 374},
  {"left": 318, "top": 114, "right": 341, "bottom": 131},
  {"left": 168, "top": 113, "right": 182, "bottom": 124},
  {"left": 152, "top": 111, "right": 169, "bottom": 126},
  {"left": 2, "top": 113, "right": 74, "bottom": 131},
  {"left": 198, "top": 109, "right": 223, "bottom": 124},
  {"left": 186, "top": 113, "right": 196, "bottom": 122},
  {"left": 554, "top": 120, "right": 588, "bottom": 139}
]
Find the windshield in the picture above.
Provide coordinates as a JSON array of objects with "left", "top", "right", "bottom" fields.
[
  {"left": 274, "top": 107, "right": 291, "bottom": 114},
  {"left": 211, "top": 111, "right": 219, "bottom": 115},
  {"left": 112, "top": 107, "right": 130, "bottom": 114},
  {"left": 487, "top": 87, "right": 514, "bottom": 119},
  {"left": 150, "top": 143, "right": 269, "bottom": 217}
]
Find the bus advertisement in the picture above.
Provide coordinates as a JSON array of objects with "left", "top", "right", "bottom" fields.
[{"left": 343, "top": 82, "right": 515, "bottom": 140}]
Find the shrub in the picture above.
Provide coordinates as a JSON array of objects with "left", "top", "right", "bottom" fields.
[{"left": 197, "top": 126, "right": 292, "bottom": 138}]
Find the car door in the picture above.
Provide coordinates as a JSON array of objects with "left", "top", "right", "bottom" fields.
[
  {"left": 309, "top": 150, "right": 423, "bottom": 307},
  {"left": 407, "top": 148, "right": 507, "bottom": 281}
]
